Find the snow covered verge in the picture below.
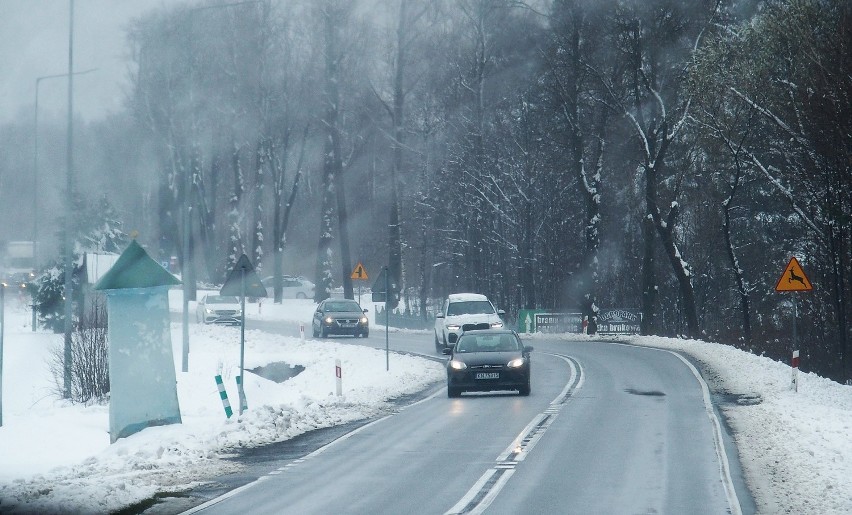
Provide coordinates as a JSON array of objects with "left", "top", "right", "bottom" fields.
[
  {"left": 0, "top": 294, "right": 444, "bottom": 514},
  {"left": 2, "top": 286, "right": 850, "bottom": 514},
  {"left": 526, "top": 332, "right": 852, "bottom": 514}
]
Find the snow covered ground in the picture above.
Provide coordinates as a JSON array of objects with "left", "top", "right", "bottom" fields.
[
  {"left": 0, "top": 290, "right": 444, "bottom": 513},
  {"left": 1, "top": 289, "right": 850, "bottom": 514}
]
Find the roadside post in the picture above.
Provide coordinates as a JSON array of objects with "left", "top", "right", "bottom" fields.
[
  {"left": 300, "top": 323, "right": 305, "bottom": 342},
  {"left": 335, "top": 359, "right": 342, "bottom": 396},
  {"left": 1, "top": 282, "right": 5, "bottom": 427},
  {"left": 214, "top": 375, "right": 233, "bottom": 418},
  {"left": 220, "top": 254, "right": 267, "bottom": 415},
  {"left": 791, "top": 350, "right": 800, "bottom": 393},
  {"left": 774, "top": 256, "right": 812, "bottom": 392}
]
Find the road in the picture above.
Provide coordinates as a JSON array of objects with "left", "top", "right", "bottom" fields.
[{"left": 178, "top": 318, "right": 749, "bottom": 514}]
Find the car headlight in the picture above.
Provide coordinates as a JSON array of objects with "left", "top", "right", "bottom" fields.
[
  {"left": 446, "top": 324, "right": 461, "bottom": 331},
  {"left": 235, "top": 310, "right": 242, "bottom": 317},
  {"left": 359, "top": 316, "right": 368, "bottom": 325},
  {"left": 205, "top": 308, "right": 214, "bottom": 314},
  {"left": 449, "top": 360, "right": 467, "bottom": 370},
  {"left": 325, "top": 316, "right": 334, "bottom": 324},
  {"left": 507, "top": 358, "right": 525, "bottom": 368},
  {"left": 491, "top": 321, "right": 503, "bottom": 328}
]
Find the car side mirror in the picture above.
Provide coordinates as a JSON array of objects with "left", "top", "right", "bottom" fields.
[
  {"left": 363, "top": 308, "right": 368, "bottom": 313},
  {"left": 441, "top": 347, "right": 453, "bottom": 355},
  {"left": 497, "top": 309, "right": 506, "bottom": 316},
  {"left": 524, "top": 345, "right": 534, "bottom": 353},
  {"left": 436, "top": 313, "right": 444, "bottom": 319}
]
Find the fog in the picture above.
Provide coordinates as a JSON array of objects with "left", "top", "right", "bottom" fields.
[{"left": 0, "top": 0, "right": 849, "bottom": 381}]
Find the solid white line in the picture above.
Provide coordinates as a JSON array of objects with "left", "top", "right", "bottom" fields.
[
  {"left": 449, "top": 353, "right": 582, "bottom": 514},
  {"left": 181, "top": 476, "right": 269, "bottom": 514},
  {"left": 666, "top": 349, "right": 743, "bottom": 515},
  {"left": 304, "top": 414, "right": 393, "bottom": 459},
  {"left": 182, "top": 414, "right": 393, "bottom": 513}
]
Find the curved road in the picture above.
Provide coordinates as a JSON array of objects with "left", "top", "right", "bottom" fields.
[{"left": 179, "top": 320, "right": 747, "bottom": 514}]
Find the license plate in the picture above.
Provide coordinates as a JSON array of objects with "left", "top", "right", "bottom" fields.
[
  {"left": 339, "top": 323, "right": 356, "bottom": 328},
  {"left": 475, "top": 372, "right": 499, "bottom": 380}
]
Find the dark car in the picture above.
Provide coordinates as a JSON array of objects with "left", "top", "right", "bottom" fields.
[
  {"left": 442, "top": 329, "right": 532, "bottom": 397},
  {"left": 312, "top": 298, "right": 369, "bottom": 338}
]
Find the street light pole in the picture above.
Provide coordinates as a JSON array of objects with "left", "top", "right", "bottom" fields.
[
  {"left": 63, "top": 0, "right": 75, "bottom": 398},
  {"left": 180, "top": 0, "right": 261, "bottom": 374},
  {"left": 33, "top": 68, "right": 96, "bottom": 333}
]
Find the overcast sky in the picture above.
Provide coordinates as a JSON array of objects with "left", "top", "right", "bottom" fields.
[{"left": 0, "top": 0, "right": 167, "bottom": 124}]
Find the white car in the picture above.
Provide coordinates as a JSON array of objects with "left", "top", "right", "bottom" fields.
[
  {"left": 196, "top": 295, "right": 242, "bottom": 325},
  {"left": 434, "top": 293, "right": 505, "bottom": 352},
  {"left": 261, "top": 275, "right": 315, "bottom": 299}
]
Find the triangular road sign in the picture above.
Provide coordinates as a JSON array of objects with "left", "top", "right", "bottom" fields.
[
  {"left": 775, "top": 257, "right": 813, "bottom": 292},
  {"left": 351, "top": 262, "right": 369, "bottom": 280},
  {"left": 221, "top": 254, "right": 267, "bottom": 297},
  {"left": 371, "top": 267, "right": 387, "bottom": 293}
]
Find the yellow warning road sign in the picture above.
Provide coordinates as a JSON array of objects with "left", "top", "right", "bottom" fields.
[
  {"left": 775, "top": 257, "right": 813, "bottom": 292},
  {"left": 351, "top": 262, "right": 368, "bottom": 280}
]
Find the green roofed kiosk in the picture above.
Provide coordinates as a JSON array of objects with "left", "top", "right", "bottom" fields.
[{"left": 95, "top": 239, "right": 182, "bottom": 443}]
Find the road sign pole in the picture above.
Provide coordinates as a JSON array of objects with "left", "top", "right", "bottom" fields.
[
  {"left": 239, "top": 269, "right": 246, "bottom": 415},
  {"left": 385, "top": 266, "right": 389, "bottom": 371},
  {"left": 1, "top": 283, "right": 5, "bottom": 427}
]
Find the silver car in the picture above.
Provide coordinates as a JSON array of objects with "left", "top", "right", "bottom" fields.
[
  {"left": 262, "top": 275, "right": 315, "bottom": 299},
  {"left": 196, "top": 295, "right": 242, "bottom": 325}
]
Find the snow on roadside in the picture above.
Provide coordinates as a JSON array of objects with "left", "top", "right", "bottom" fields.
[{"left": 0, "top": 296, "right": 444, "bottom": 514}]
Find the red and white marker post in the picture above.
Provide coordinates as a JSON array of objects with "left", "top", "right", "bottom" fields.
[
  {"left": 335, "top": 359, "right": 343, "bottom": 396},
  {"left": 791, "top": 350, "right": 800, "bottom": 392}
]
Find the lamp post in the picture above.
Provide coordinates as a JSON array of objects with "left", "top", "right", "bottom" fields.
[
  {"left": 179, "top": 0, "right": 261, "bottom": 374},
  {"left": 1, "top": 282, "right": 5, "bottom": 426},
  {"left": 63, "top": 0, "right": 76, "bottom": 398},
  {"left": 33, "top": 68, "right": 95, "bottom": 333}
]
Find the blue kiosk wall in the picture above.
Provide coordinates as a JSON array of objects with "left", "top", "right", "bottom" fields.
[{"left": 95, "top": 240, "right": 182, "bottom": 443}]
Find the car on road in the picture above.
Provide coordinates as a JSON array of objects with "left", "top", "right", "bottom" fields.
[
  {"left": 434, "top": 293, "right": 505, "bottom": 352},
  {"left": 442, "top": 329, "right": 532, "bottom": 397},
  {"left": 262, "top": 275, "right": 315, "bottom": 299},
  {"left": 196, "top": 294, "right": 242, "bottom": 325},
  {"left": 312, "top": 298, "right": 369, "bottom": 338}
]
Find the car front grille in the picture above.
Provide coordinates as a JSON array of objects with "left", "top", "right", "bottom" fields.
[
  {"left": 462, "top": 323, "right": 491, "bottom": 332},
  {"left": 469, "top": 364, "right": 504, "bottom": 370},
  {"left": 214, "top": 310, "right": 238, "bottom": 316},
  {"left": 335, "top": 318, "right": 359, "bottom": 325}
]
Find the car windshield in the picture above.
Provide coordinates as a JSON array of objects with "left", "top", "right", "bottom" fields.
[
  {"left": 456, "top": 334, "right": 519, "bottom": 353},
  {"left": 446, "top": 300, "right": 495, "bottom": 316},
  {"left": 324, "top": 301, "right": 361, "bottom": 312},
  {"left": 207, "top": 296, "right": 239, "bottom": 304}
]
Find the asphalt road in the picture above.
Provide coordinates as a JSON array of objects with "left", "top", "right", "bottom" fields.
[{"left": 174, "top": 320, "right": 749, "bottom": 515}]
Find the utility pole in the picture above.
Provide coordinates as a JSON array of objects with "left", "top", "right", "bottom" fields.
[{"left": 62, "top": 0, "right": 76, "bottom": 398}]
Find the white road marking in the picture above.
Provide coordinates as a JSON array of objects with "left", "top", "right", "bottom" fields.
[
  {"left": 665, "top": 349, "right": 743, "bottom": 515},
  {"left": 445, "top": 353, "right": 582, "bottom": 514}
]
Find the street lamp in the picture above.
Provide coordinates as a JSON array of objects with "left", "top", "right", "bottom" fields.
[
  {"left": 32, "top": 68, "right": 96, "bottom": 333},
  {"left": 63, "top": 0, "right": 76, "bottom": 398},
  {"left": 179, "top": 0, "right": 261, "bottom": 374}
]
